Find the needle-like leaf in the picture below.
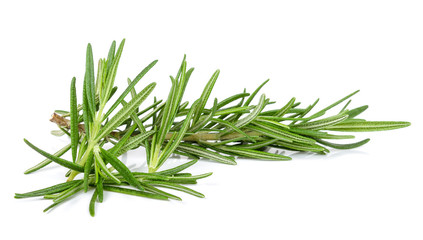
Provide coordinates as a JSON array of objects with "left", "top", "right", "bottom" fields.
[
  {"left": 155, "top": 100, "right": 199, "bottom": 170},
  {"left": 155, "top": 159, "right": 198, "bottom": 176},
  {"left": 24, "top": 143, "right": 71, "bottom": 174},
  {"left": 100, "top": 147, "right": 144, "bottom": 191},
  {"left": 70, "top": 77, "right": 79, "bottom": 163},
  {"left": 15, "top": 180, "right": 83, "bottom": 198},
  {"left": 233, "top": 94, "right": 268, "bottom": 130},
  {"left": 116, "top": 130, "right": 156, "bottom": 156},
  {"left": 315, "top": 138, "right": 370, "bottom": 149},
  {"left": 83, "top": 152, "right": 94, "bottom": 192},
  {"left": 219, "top": 146, "right": 291, "bottom": 161},
  {"left": 96, "top": 82, "right": 156, "bottom": 141},
  {"left": 24, "top": 139, "right": 84, "bottom": 172},
  {"left": 85, "top": 44, "right": 96, "bottom": 120},
  {"left": 326, "top": 121, "right": 411, "bottom": 132},
  {"left": 192, "top": 70, "right": 220, "bottom": 124},
  {"left": 244, "top": 79, "right": 269, "bottom": 106},
  {"left": 103, "top": 186, "right": 168, "bottom": 200},
  {"left": 345, "top": 105, "right": 368, "bottom": 119},
  {"left": 295, "top": 113, "right": 349, "bottom": 130},
  {"left": 103, "top": 60, "right": 158, "bottom": 120},
  {"left": 177, "top": 143, "right": 237, "bottom": 165},
  {"left": 142, "top": 180, "right": 205, "bottom": 198},
  {"left": 306, "top": 90, "right": 360, "bottom": 121},
  {"left": 89, "top": 189, "right": 98, "bottom": 217}
]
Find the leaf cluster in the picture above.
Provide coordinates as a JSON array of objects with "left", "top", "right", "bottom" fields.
[{"left": 16, "top": 39, "right": 411, "bottom": 216}]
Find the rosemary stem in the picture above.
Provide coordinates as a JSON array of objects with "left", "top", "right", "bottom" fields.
[{"left": 67, "top": 142, "right": 95, "bottom": 181}]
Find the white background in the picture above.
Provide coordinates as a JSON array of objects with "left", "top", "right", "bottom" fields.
[{"left": 1, "top": 0, "right": 422, "bottom": 239}]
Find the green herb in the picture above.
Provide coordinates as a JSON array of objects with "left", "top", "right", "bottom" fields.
[{"left": 16, "top": 39, "right": 411, "bottom": 216}]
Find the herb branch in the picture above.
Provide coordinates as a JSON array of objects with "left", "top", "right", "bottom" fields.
[{"left": 16, "top": 39, "right": 411, "bottom": 216}]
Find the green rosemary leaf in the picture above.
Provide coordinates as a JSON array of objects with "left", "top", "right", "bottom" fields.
[
  {"left": 170, "top": 173, "right": 192, "bottom": 177},
  {"left": 214, "top": 106, "right": 252, "bottom": 116},
  {"left": 136, "top": 99, "right": 163, "bottom": 117},
  {"left": 110, "top": 124, "right": 137, "bottom": 155},
  {"left": 167, "top": 172, "right": 213, "bottom": 181},
  {"left": 70, "top": 77, "right": 79, "bottom": 163},
  {"left": 325, "top": 121, "right": 411, "bottom": 132},
  {"left": 174, "top": 63, "right": 193, "bottom": 112},
  {"left": 275, "top": 97, "right": 296, "bottom": 117},
  {"left": 96, "top": 82, "right": 156, "bottom": 141},
  {"left": 306, "top": 90, "right": 360, "bottom": 121},
  {"left": 103, "top": 60, "right": 158, "bottom": 120},
  {"left": 156, "top": 77, "right": 178, "bottom": 146},
  {"left": 116, "top": 130, "right": 156, "bottom": 156},
  {"left": 219, "top": 146, "right": 291, "bottom": 161},
  {"left": 131, "top": 172, "right": 170, "bottom": 181},
  {"left": 103, "top": 39, "right": 125, "bottom": 104},
  {"left": 189, "top": 99, "right": 218, "bottom": 132},
  {"left": 95, "top": 149, "right": 121, "bottom": 184},
  {"left": 143, "top": 180, "right": 205, "bottom": 198},
  {"left": 59, "top": 127, "right": 71, "bottom": 137},
  {"left": 254, "top": 118, "right": 290, "bottom": 129},
  {"left": 234, "top": 139, "right": 279, "bottom": 150},
  {"left": 83, "top": 152, "right": 94, "bottom": 192},
  {"left": 97, "top": 177, "right": 104, "bottom": 202},
  {"left": 257, "top": 116, "right": 310, "bottom": 121},
  {"left": 53, "top": 181, "right": 84, "bottom": 203},
  {"left": 315, "top": 138, "right": 370, "bottom": 149},
  {"left": 139, "top": 102, "right": 165, "bottom": 125},
  {"left": 89, "top": 189, "right": 98, "bottom": 217},
  {"left": 15, "top": 180, "right": 83, "bottom": 198},
  {"left": 43, "top": 202, "right": 62, "bottom": 212},
  {"left": 177, "top": 143, "right": 237, "bottom": 165},
  {"left": 167, "top": 178, "right": 198, "bottom": 184},
  {"left": 294, "top": 113, "right": 349, "bottom": 130},
  {"left": 292, "top": 98, "right": 320, "bottom": 124},
  {"left": 345, "top": 105, "right": 368, "bottom": 119},
  {"left": 43, "top": 184, "right": 83, "bottom": 212},
  {"left": 128, "top": 78, "right": 137, "bottom": 99},
  {"left": 24, "top": 139, "right": 84, "bottom": 172},
  {"left": 54, "top": 110, "right": 69, "bottom": 115},
  {"left": 192, "top": 70, "right": 220, "bottom": 124},
  {"left": 140, "top": 183, "right": 182, "bottom": 201},
  {"left": 51, "top": 188, "right": 83, "bottom": 211},
  {"left": 246, "top": 125, "right": 294, "bottom": 143},
  {"left": 251, "top": 121, "right": 315, "bottom": 144},
  {"left": 77, "top": 136, "right": 88, "bottom": 165},
  {"left": 24, "top": 143, "right": 71, "bottom": 174},
  {"left": 289, "top": 128, "right": 355, "bottom": 139},
  {"left": 272, "top": 141, "right": 328, "bottom": 153},
  {"left": 124, "top": 98, "right": 152, "bottom": 161},
  {"left": 103, "top": 186, "right": 168, "bottom": 200},
  {"left": 339, "top": 99, "right": 352, "bottom": 113},
  {"left": 51, "top": 129, "right": 65, "bottom": 136},
  {"left": 172, "top": 65, "right": 191, "bottom": 116},
  {"left": 82, "top": 74, "right": 92, "bottom": 137},
  {"left": 174, "top": 55, "right": 187, "bottom": 81},
  {"left": 96, "top": 59, "right": 106, "bottom": 102},
  {"left": 85, "top": 43, "right": 96, "bottom": 120},
  {"left": 236, "top": 94, "right": 268, "bottom": 129},
  {"left": 210, "top": 118, "right": 255, "bottom": 142},
  {"left": 106, "top": 40, "right": 116, "bottom": 73},
  {"left": 100, "top": 147, "right": 144, "bottom": 191},
  {"left": 155, "top": 100, "right": 199, "bottom": 170},
  {"left": 216, "top": 92, "right": 250, "bottom": 109},
  {"left": 172, "top": 149, "right": 200, "bottom": 160},
  {"left": 244, "top": 79, "right": 269, "bottom": 106}
]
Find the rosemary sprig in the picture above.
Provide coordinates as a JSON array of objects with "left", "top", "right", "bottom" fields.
[{"left": 16, "top": 39, "right": 411, "bottom": 216}]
